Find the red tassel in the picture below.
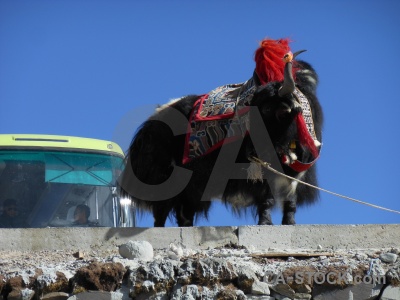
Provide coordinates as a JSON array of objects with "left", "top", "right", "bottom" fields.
[
  {"left": 295, "top": 113, "right": 318, "bottom": 158},
  {"left": 254, "top": 38, "right": 297, "bottom": 85}
]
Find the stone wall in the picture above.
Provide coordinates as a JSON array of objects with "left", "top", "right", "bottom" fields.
[
  {"left": 1, "top": 225, "right": 400, "bottom": 252},
  {"left": 0, "top": 225, "right": 399, "bottom": 300}
]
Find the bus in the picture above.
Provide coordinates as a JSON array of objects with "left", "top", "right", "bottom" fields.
[{"left": 0, "top": 134, "right": 135, "bottom": 228}]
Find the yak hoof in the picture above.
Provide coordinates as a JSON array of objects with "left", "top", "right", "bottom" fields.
[
  {"left": 282, "top": 214, "right": 296, "bottom": 225},
  {"left": 258, "top": 219, "right": 273, "bottom": 226},
  {"left": 258, "top": 221, "right": 273, "bottom": 226}
]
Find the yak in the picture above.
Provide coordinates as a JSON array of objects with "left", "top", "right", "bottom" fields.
[{"left": 119, "top": 38, "right": 323, "bottom": 227}]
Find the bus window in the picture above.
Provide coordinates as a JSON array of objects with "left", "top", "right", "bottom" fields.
[{"left": 0, "top": 135, "right": 135, "bottom": 228}]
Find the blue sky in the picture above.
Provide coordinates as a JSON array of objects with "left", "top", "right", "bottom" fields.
[{"left": 1, "top": 0, "right": 399, "bottom": 227}]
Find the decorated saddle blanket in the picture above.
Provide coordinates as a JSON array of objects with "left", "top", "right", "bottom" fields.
[
  {"left": 183, "top": 78, "right": 256, "bottom": 164},
  {"left": 182, "top": 79, "right": 318, "bottom": 166}
]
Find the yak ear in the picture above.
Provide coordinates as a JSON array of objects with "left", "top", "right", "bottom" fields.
[{"left": 295, "top": 61, "right": 318, "bottom": 93}]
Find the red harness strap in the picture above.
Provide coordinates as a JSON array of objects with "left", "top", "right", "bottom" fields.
[
  {"left": 282, "top": 154, "right": 320, "bottom": 172},
  {"left": 283, "top": 91, "right": 321, "bottom": 172}
]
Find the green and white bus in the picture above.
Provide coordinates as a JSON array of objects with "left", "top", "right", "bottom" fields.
[{"left": 0, "top": 134, "right": 135, "bottom": 228}]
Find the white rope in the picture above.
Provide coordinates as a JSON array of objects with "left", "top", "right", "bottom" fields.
[{"left": 249, "top": 156, "right": 400, "bottom": 215}]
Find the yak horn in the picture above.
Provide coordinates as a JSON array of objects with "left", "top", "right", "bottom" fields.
[{"left": 278, "top": 50, "right": 307, "bottom": 97}]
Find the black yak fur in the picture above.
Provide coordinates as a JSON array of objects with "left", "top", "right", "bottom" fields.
[{"left": 119, "top": 58, "right": 323, "bottom": 227}]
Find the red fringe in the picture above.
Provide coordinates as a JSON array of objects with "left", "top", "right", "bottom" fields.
[
  {"left": 295, "top": 113, "right": 318, "bottom": 159},
  {"left": 254, "top": 38, "right": 297, "bottom": 85}
]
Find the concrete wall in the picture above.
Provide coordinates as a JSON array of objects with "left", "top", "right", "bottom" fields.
[{"left": 1, "top": 224, "right": 399, "bottom": 251}]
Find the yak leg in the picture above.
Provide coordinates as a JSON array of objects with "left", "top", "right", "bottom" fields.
[
  {"left": 175, "top": 203, "right": 195, "bottom": 227},
  {"left": 282, "top": 178, "right": 301, "bottom": 225},
  {"left": 153, "top": 204, "right": 170, "bottom": 227},
  {"left": 257, "top": 198, "right": 275, "bottom": 225},
  {"left": 282, "top": 199, "right": 296, "bottom": 225}
]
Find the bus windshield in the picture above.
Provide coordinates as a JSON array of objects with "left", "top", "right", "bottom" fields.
[{"left": 0, "top": 149, "right": 130, "bottom": 228}]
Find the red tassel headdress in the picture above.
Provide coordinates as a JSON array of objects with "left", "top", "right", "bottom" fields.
[
  {"left": 255, "top": 38, "right": 319, "bottom": 167},
  {"left": 254, "top": 38, "right": 297, "bottom": 85}
]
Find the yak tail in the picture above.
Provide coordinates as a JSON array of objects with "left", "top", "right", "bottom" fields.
[{"left": 119, "top": 120, "right": 176, "bottom": 201}]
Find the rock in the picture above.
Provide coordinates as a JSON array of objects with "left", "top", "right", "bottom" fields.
[
  {"left": 35, "top": 271, "right": 69, "bottom": 295},
  {"left": 295, "top": 284, "right": 312, "bottom": 294},
  {"left": 73, "top": 251, "right": 85, "bottom": 260},
  {"left": 294, "top": 293, "right": 312, "bottom": 300},
  {"left": 167, "top": 243, "right": 183, "bottom": 260},
  {"left": 215, "top": 288, "right": 246, "bottom": 300},
  {"left": 269, "top": 283, "right": 295, "bottom": 298},
  {"left": 182, "top": 248, "right": 196, "bottom": 257},
  {"left": 246, "top": 296, "right": 274, "bottom": 300},
  {"left": 380, "top": 252, "right": 398, "bottom": 264},
  {"left": 119, "top": 240, "right": 154, "bottom": 261},
  {"left": 368, "top": 258, "right": 386, "bottom": 277},
  {"left": 251, "top": 280, "right": 270, "bottom": 295},
  {"left": 3, "top": 277, "right": 30, "bottom": 300},
  {"left": 380, "top": 285, "right": 400, "bottom": 300},
  {"left": 114, "top": 287, "right": 130, "bottom": 300},
  {"left": 234, "top": 290, "right": 247, "bottom": 300},
  {"left": 177, "top": 258, "right": 237, "bottom": 285},
  {"left": 0, "top": 246, "right": 397, "bottom": 299},
  {"left": 236, "top": 264, "right": 259, "bottom": 294},
  {"left": 171, "top": 284, "right": 217, "bottom": 300},
  {"left": 67, "top": 291, "right": 121, "bottom": 300},
  {"left": 41, "top": 292, "right": 69, "bottom": 300},
  {"left": 181, "top": 284, "right": 200, "bottom": 298},
  {"left": 271, "top": 291, "right": 291, "bottom": 300},
  {"left": 130, "top": 259, "right": 181, "bottom": 296},
  {"left": 0, "top": 275, "right": 4, "bottom": 295},
  {"left": 355, "top": 253, "right": 368, "bottom": 261},
  {"left": 134, "top": 291, "right": 169, "bottom": 300},
  {"left": 391, "top": 248, "right": 400, "bottom": 255},
  {"left": 7, "top": 288, "right": 35, "bottom": 300},
  {"left": 112, "top": 256, "right": 140, "bottom": 271},
  {"left": 141, "top": 280, "right": 155, "bottom": 293},
  {"left": 313, "top": 282, "right": 383, "bottom": 300},
  {"left": 71, "top": 262, "right": 125, "bottom": 292},
  {"left": 386, "top": 263, "right": 400, "bottom": 285}
]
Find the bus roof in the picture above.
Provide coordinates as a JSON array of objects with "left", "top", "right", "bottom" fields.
[{"left": 0, "top": 134, "right": 124, "bottom": 156}]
